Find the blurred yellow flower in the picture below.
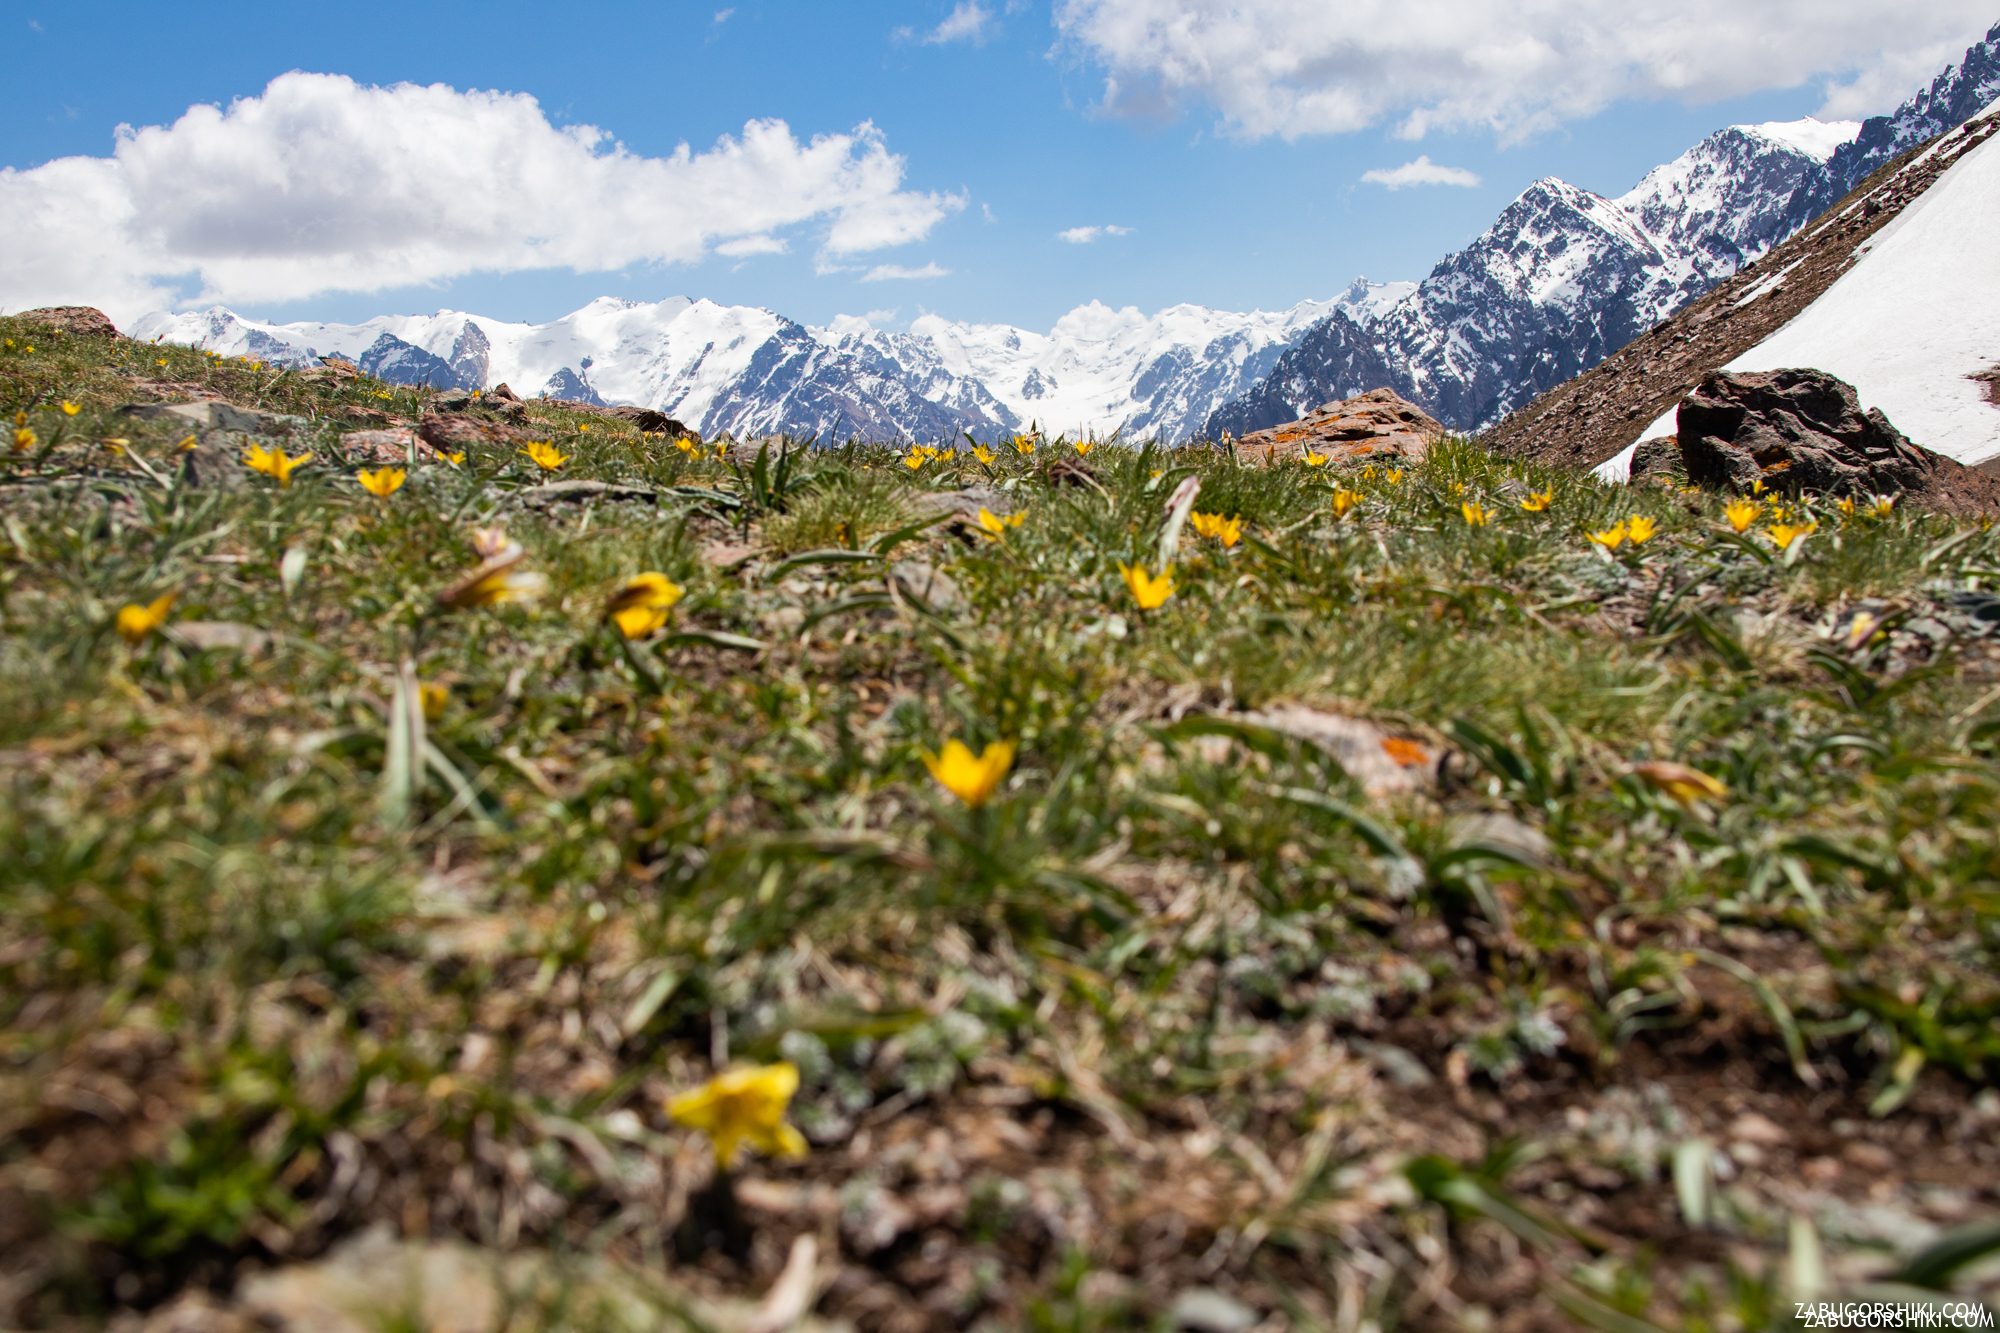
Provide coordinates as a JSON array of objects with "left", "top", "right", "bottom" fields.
[
  {"left": 1587, "top": 520, "right": 1629, "bottom": 551},
  {"left": 356, "top": 467, "right": 406, "bottom": 498},
  {"left": 522, "top": 440, "right": 568, "bottom": 471},
  {"left": 1632, "top": 760, "right": 1728, "bottom": 807},
  {"left": 1724, "top": 498, "right": 1760, "bottom": 532},
  {"left": 11, "top": 426, "right": 34, "bottom": 453},
  {"left": 1118, "top": 560, "right": 1175, "bottom": 610},
  {"left": 1836, "top": 496, "right": 1857, "bottom": 518},
  {"left": 1330, "top": 488, "right": 1362, "bottom": 519},
  {"left": 923, "top": 738, "right": 1017, "bottom": 809},
  {"left": 902, "top": 451, "right": 925, "bottom": 470},
  {"left": 444, "top": 450, "right": 466, "bottom": 466},
  {"left": 976, "top": 506, "right": 1025, "bottom": 538},
  {"left": 1301, "top": 449, "right": 1329, "bottom": 468},
  {"left": 418, "top": 681, "right": 450, "bottom": 721},
  {"left": 176, "top": 434, "right": 198, "bottom": 453},
  {"left": 1384, "top": 468, "right": 1404, "bottom": 485},
  {"left": 971, "top": 444, "right": 996, "bottom": 465},
  {"left": 115, "top": 592, "right": 175, "bottom": 644},
  {"left": 668, "top": 1062, "right": 808, "bottom": 1171},
  {"left": 1075, "top": 440, "right": 1094, "bottom": 456},
  {"left": 1870, "top": 495, "right": 1896, "bottom": 518},
  {"left": 243, "top": 443, "right": 313, "bottom": 487},
  {"left": 1189, "top": 511, "right": 1244, "bottom": 548},
  {"left": 1749, "top": 478, "right": 1767, "bottom": 496},
  {"left": 1520, "top": 489, "right": 1552, "bottom": 512},
  {"left": 1626, "top": 515, "right": 1658, "bottom": 544},
  {"left": 1460, "top": 501, "right": 1492, "bottom": 527},
  {"left": 1011, "top": 433, "right": 1035, "bottom": 455},
  {"left": 1767, "top": 520, "right": 1817, "bottom": 551},
  {"left": 607, "top": 571, "right": 684, "bottom": 638},
  {"left": 60, "top": 401, "right": 80, "bottom": 416},
  {"left": 437, "top": 529, "right": 548, "bottom": 610}
]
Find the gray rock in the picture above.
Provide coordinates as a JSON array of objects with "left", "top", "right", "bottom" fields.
[{"left": 121, "top": 400, "right": 306, "bottom": 436}]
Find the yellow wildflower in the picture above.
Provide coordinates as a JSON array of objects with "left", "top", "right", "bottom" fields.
[
  {"left": 1587, "top": 520, "right": 1630, "bottom": 551},
  {"left": 1384, "top": 468, "right": 1404, "bottom": 485},
  {"left": 1520, "top": 489, "right": 1552, "bottom": 513},
  {"left": 1724, "top": 498, "right": 1760, "bottom": 533},
  {"left": 1750, "top": 478, "right": 1767, "bottom": 496},
  {"left": 668, "top": 1063, "right": 809, "bottom": 1171},
  {"left": 11, "top": 426, "right": 34, "bottom": 453},
  {"left": 971, "top": 444, "right": 996, "bottom": 466},
  {"left": 922, "top": 738, "right": 1017, "bottom": 809},
  {"left": 243, "top": 442, "right": 313, "bottom": 487},
  {"left": 1836, "top": 496, "right": 1856, "bottom": 518},
  {"left": 522, "top": 440, "right": 568, "bottom": 471},
  {"left": 1301, "top": 449, "right": 1329, "bottom": 468},
  {"left": 1869, "top": 495, "right": 1896, "bottom": 518},
  {"left": 1188, "top": 511, "right": 1244, "bottom": 548},
  {"left": 976, "top": 506, "right": 1025, "bottom": 538},
  {"left": 1626, "top": 515, "right": 1658, "bottom": 544},
  {"left": 1767, "top": 520, "right": 1817, "bottom": 551},
  {"left": 437, "top": 528, "right": 548, "bottom": 610},
  {"left": 1461, "top": 501, "right": 1492, "bottom": 527},
  {"left": 1632, "top": 760, "right": 1728, "bottom": 808},
  {"left": 1118, "top": 561, "right": 1175, "bottom": 611},
  {"left": 418, "top": 681, "right": 450, "bottom": 722},
  {"left": 902, "top": 451, "right": 925, "bottom": 471},
  {"left": 115, "top": 592, "right": 175, "bottom": 644},
  {"left": 60, "top": 401, "right": 80, "bottom": 416},
  {"left": 1012, "top": 433, "right": 1035, "bottom": 455},
  {"left": 356, "top": 467, "right": 406, "bottom": 498},
  {"left": 1075, "top": 440, "right": 1094, "bottom": 456},
  {"left": 444, "top": 450, "right": 466, "bottom": 466},
  {"left": 176, "top": 434, "right": 198, "bottom": 453},
  {"left": 1330, "top": 488, "right": 1363, "bottom": 519},
  {"left": 606, "top": 571, "right": 684, "bottom": 639}
]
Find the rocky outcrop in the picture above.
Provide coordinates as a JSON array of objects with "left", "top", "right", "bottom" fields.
[
  {"left": 16, "top": 306, "right": 123, "bottom": 339},
  {"left": 1235, "top": 388, "right": 1444, "bottom": 464},
  {"left": 1676, "top": 369, "right": 2000, "bottom": 515}
]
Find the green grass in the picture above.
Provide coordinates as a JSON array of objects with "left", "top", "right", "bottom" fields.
[{"left": 3, "top": 311, "right": 1999, "bottom": 1329}]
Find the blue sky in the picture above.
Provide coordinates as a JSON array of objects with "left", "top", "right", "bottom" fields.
[{"left": 5, "top": 1, "right": 1995, "bottom": 331}]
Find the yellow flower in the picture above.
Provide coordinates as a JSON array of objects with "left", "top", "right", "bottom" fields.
[
  {"left": 674, "top": 436, "right": 699, "bottom": 456},
  {"left": 1012, "top": 433, "right": 1035, "bottom": 455},
  {"left": 444, "top": 450, "right": 466, "bottom": 466},
  {"left": 668, "top": 1062, "right": 809, "bottom": 1171},
  {"left": 356, "top": 467, "right": 406, "bottom": 498},
  {"left": 901, "top": 451, "right": 925, "bottom": 471},
  {"left": 522, "top": 440, "right": 569, "bottom": 471},
  {"left": 1188, "top": 511, "right": 1244, "bottom": 548},
  {"left": 607, "top": 571, "right": 684, "bottom": 639},
  {"left": 1301, "top": 449, "right": 1329, "bottom": 468},
  {"left": 579, "top": 423, "right": 592, "bottom": 433},
  {"left": 1587, "top": 520, "right": 1629, "bottom": 551},
  {"left": 60, "top": 401, "right": 80, "bottom": 416},
  {"left": 1626, "top": 515, "right": 1658, "bottom": 544},
  {"left": 1360, "top": 465, "right": 1378, "bottom": 481},
  {"left": 1749, "top": 478, "right": 1767, "bottom": 496},
  {"left": 1836, "top": 496, "right": 1856, "bottom": 518},
  {"left": 115, "top": 592, "right": 175, "bottom": 644},
  {"left": 243, "top": 442, "right": 313, "bottom": 486},
  {"left": 1330, "top": 488, "right": 1363, "bottom": 519},
  {"left": 102, "top": 437, "right": 131, "bottom": 455},
  {"left": 1384, "top": 468, "right": 1403, "bottom": 485},
  {"left": 11, "top": 426, "right": 34, "bottom": 453},
  {"left": 418, "top": 681, "right": 450, "bottom": 722},
  {"left": 373, "top": 389, "right": 392, "bottom": 401},
  {"left": 1724, "top": 498, "right": 1760, "bottom": 533},
  {"left": 922, "top": 738, "right": 1018, "bottom": 809},
  {"left": 976, "top": 506, "right": 1025, "bottom": 538},
  {"left": 1869, "top": 495, "right": 1896, "bottom": 518},
  {"left": 971, "top": 444, "right": 996, "bottom": 465},
  {"left": 1451, "top": 482, "right": 1467, "bottom": 497},
  {"left": 1075, "top": 440, "right": 1094, "bottom": 456},
  {"left": 1632, "top": 760, "right": 1728, "bottom": 808},
  {"left": 176, "top": 434, "right": 198, "bottom": 453},
  {"left": 1520, "top": 489, "right": 1552, "bottom": 513},
  {"left": 1766, "top": 520, "right": 1817, "bottom": 551},
  {"left": 1460, "top": 501, "right": 1492, "bottom": 527},
  {"left": 437, "top": 529, "right": 548, "bottom": 610},
  {"left": 1118, "top": 560, "right": 1175, "bottom": 611}
]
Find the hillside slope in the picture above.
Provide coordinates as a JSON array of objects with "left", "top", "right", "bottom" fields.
[{"left": 1485, "top": 103, "right": 2000, "bottom": 473}]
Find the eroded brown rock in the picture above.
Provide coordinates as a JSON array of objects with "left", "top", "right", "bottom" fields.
[
  {"left": 16, "top": 306, "right": 123, "bottom": 339},
  {"left": 1235, "top": 388, "right": 1445, "bottom": 465}
]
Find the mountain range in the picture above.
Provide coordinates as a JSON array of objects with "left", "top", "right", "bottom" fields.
[{"left": 132, "top": 21, "right": 2000, "bottom": 447}]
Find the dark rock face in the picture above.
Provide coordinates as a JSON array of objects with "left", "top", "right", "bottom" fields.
[
  {"left": 17, "top": 306, "right": 123, "bottom": 339},
  {"left": 1203, "top": 312, "right": 1394, "bottom": 439},
  {"left": 1676, "top": 369, "right": 2000, "bottom": 514},
  {"left": 539, "top": 367, "right": 604, "bottom": 405},
  {"left": 359, "top": 333, "right": 473, "bottom": 390}
]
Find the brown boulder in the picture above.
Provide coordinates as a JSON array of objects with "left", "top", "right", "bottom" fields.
[
  {"left": 1676, "top": 368, "right": 2000, "bottom": 515},
  {"left": 417, "top": 411, "right": 535, "bottom": 456},
  {"left": 16, "top": 306, "right": 123, "bottom": 339},
  {"left": 1235, "top": 388, "right": 1444, "bottom": 465}
]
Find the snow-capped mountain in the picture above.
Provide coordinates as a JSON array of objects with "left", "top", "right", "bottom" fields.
[{"left": 1207, "top": 20, "right": 2000, "bottom": 440}]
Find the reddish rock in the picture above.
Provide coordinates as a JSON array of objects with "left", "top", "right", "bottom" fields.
[
  {"left": 1235, "top": 388, "right": 1445, "bottom": 465},
  {"left": 16, "top": 306, "right": 123, "bottom": 339},
  {"left": 417, "top": 411, "right": 534, "bottom": 457},
  {"left": 340, "top": 427, "right": 419, "bottom": 463}
]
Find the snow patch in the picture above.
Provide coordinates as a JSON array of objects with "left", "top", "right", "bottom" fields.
[{"left": 1745, "top": 117, "right": 1862, "bottom": 163}]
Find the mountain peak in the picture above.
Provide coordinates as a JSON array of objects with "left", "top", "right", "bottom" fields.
[{"left": 1742, "top": 116, "right": 1861, "bottom": 162}]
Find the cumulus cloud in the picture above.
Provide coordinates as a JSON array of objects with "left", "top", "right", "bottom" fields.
[
  {"left": 1360, "top": 156, "right": 1481, "bottom": 190},
  {"left": 0, "top": 72, "right": 962, "bottom": 321},
  {"left": 861, "top": 261, "right": 951, "bottom": 281},
  {"left": 1057, "top": 223, "right": 1134, "bottom": 243},
  {"left": 894, "top": 2, "right": 995, "bottom": 45},
  {"left": 1053, "top": 0, "right": 1998, "bottom": 141}
]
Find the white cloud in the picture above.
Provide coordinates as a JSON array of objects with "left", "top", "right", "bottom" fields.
[
  {"left": 712, "top": 7, "right": 734, "bottom": 23},
  {"left": 861, "top": 261, "right": 951, "bottom": 281},
  {"left": 0, "top": 72, "right": 960, "bottom": 322},
  {"left": 1360, "top": 156, "right": 1482, "bottom": 190},
  {"left": 714, "top": 234, "right": 788, "bottom": 257},
  {"left": 1054, "top": 0, "right": 1999, "bottom": 141},
  {"left": 896, "top": 2, "right": 994, "bottom": 45},
  {"left": 1057, "top": 223, "right": 1134, "bottom": 243}
]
